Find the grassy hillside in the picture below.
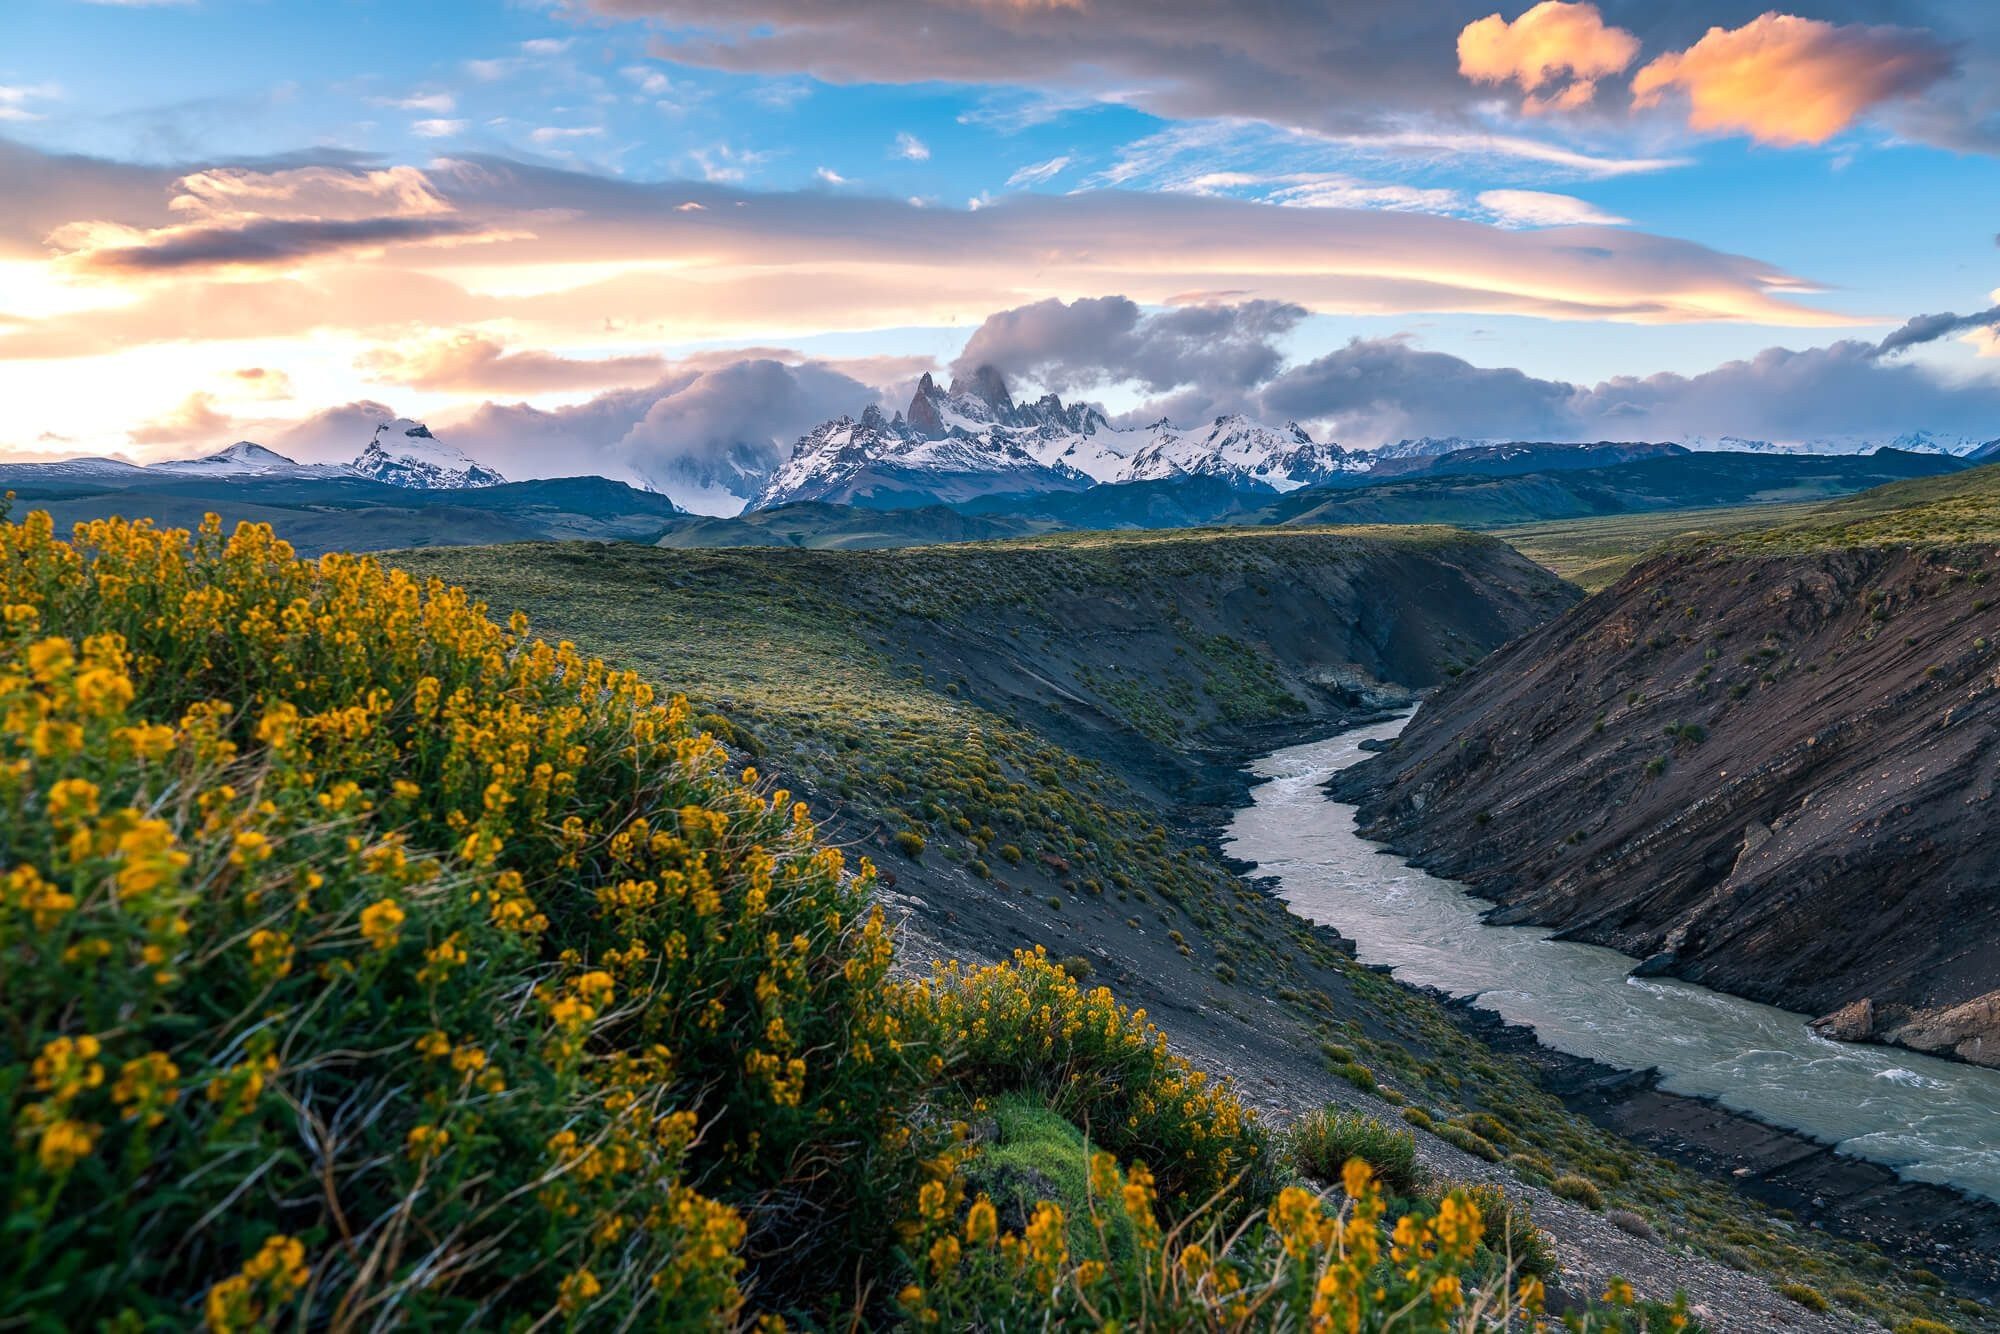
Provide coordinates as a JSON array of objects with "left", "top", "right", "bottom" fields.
[
  {"left": 8, "top": 508, "right": 1782, "bottom": 1330},
  {"left": 0, "top": 474, "right": 684, "bottom": 555},
  {"left": 1493, "top": 503, "right": 1827, "bottom": 590},
  {"left": 1728, "top": 460, "right": 2000, "bottom": 551},
  {"left": 1259, "top": 450, "right": 1965, "bottom": 532},
  {"left": 396, "top": 527, "right": 1984, "bottom": 1329}
]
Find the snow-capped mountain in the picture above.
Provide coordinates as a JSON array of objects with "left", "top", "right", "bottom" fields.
[
  {"left": 753, "top": 399, "right": 1086, "bottom": 510},
  {"left": 351, "top": 420, "right": 507, "bottom": 490},
  {"left": 752, "top": 366, "right": 1361, "bottom": 511},
  {"left": 0, "top": 455, "right": 146, "bottom": 483},
  {"left": 1367, "top": 436, "right": 1498, "bottom": 461},
  {"left": 148, "top": 441, "right": 351, "bottom": 478}
]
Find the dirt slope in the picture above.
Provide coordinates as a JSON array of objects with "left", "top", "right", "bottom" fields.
[{"left": 1335, "top": 486, "right": 2000, "bottom": 1065}]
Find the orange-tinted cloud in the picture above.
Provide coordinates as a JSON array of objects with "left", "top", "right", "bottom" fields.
[
  {"left": 128, "top": 391, "right": 235, "bottom": 446},
  {"left": 1457, "top": 2, "right": 1639, "bottom": 114},
  {"left": 358, "top": 335, "right": 673, "bottom": 392},
  {"left": 1632, "top": 14, "right": 1955, "bottom": 146}
]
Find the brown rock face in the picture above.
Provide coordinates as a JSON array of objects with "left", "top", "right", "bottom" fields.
[
  {"left": 906, "top": 373, "right": 945, "bottom": 437},
  {"left": 1333, "top": 541, "right": 2000, "bottom": 1067}
]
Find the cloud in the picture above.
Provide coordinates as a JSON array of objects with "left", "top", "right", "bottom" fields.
[
  {"left": 166, "top": 164, "right": 454, "bottom": 220},
  {"left": 444, "top": 357, "right": 880, "bottom": 511},
  {"left": 129, "top": 391, "right": 234, "bottom": 446},
  {"left": 0, "top": 141, "right": 1861, "bottom": 371},
  {"left": 1259, "top": 336, "right": 1580, "bottom": 441},
  {"left": 53, "top": 214, "right": 493, "bottom": 274},
  {"left": 1250, "top": 326, "right": 2000, "bottom": 447},
  {"left": 1874, "top": 305, "right": 2000, "bottom": 357},
  {"left": 230, "top": 366, "right": 295, "bottom": 399},
  {"left": 814, "top": 166, "right": 850, "bottom": 185},
  {"left": 412, "top": 119, "right": 468, "bottom": 138},
  {"left": 893, "top": 131, "right": 930, "bottom": 161},
  {"left": 0, "top": 83, "right": 60, "bottom": 123},
  {"left": 599, "top": 0, "right": 1526, "bottom": 140},
  {"left": 267, "top": 400, "right": 399, "bottom": 462},
  {"left": 529, "top": 125, "right": 605, "bottom": 145},
  {"left": 375, "top": 91, "right": 457, "bottom": 114},
  {"left": 357, "top": 335, "right": 673, "bottom": 392},
  {"left": 1005, "top": 155, "right": 1070, "bottom": 188},
  {"left": 42, "top": 160, "right": 502, "bottom": 274},
  {"left": 1457, "top": 2, "right": 1640, "bottom": 113},
  {"left": 1477, "top": 188, "right": 1626, "bottom": 227},
  {"left": 952, "top": 295, "right": 1306, "bottom": 411},
  {"left": 1632, "top": 15, "right": 1956, "bottom": 146}
]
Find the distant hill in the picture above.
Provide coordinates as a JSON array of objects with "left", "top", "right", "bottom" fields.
[
  {"left": 655, "top": 501, "right": 1045, "bottom": 549},
  {"left": 0, "top": 472, "right": 681, "bottom": 555},
  {"left": 1255, "top": 448, "right": 1968, "bottom": 530}
]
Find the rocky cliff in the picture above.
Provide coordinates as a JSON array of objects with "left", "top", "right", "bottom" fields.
[{"left": 1334, "top": 471, "right": 2000, "bottom": 1066}]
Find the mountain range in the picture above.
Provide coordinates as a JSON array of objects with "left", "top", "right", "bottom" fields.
[
  {"left": 750, "top": 366, "right": 1361, "bottom": 510},
  {"left": 0, "top": 419, "right": 508, "bottom": 493}
]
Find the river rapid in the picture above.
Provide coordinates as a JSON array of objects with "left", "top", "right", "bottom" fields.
[{"left": 1223, "top": 713, "right": 2000, "bottom": 1204}]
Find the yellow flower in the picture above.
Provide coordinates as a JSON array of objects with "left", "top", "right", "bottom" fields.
[
  {"left": 112, "top": 1051, "right": 182, "bottom": 1128},
  {"left": 247, "top": 929, "right": 294, "bottom": 981},
  {"left": 406, "top": 1123, "right": 450, "bottom": 1161},
  {"left": 963, "top": 1196, "right": 997, "bottom": 1246},
  {"left": 558, "top": 1267, "right": 602, "bottom": 1313},
  {"left": 358, "top": 898, "right": 405, "bottom": 951},
  {"left": 1602, "top": 1277, "right": 1636, "bottom": 1306},
  {"left": 45, "top": 777, "right": 100, "bottom": 825},
  {"left": 36, "top": 1117, "right": 98, "bottom": 1173}
]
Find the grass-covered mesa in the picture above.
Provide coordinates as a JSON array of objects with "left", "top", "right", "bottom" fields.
[{"left": 2, "top": 509, "right": 1704, "bottom": 1329}]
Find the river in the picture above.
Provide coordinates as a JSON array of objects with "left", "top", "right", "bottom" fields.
[{"left": 1223, "top": 713, "right": 2000, "bottom": 1204}]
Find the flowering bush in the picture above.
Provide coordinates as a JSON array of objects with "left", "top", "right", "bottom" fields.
[
  {"left": 898, "top": 1153, "right": 1690, "bottom": 1332},
  {"left": 904, "top": 946, "right": 1271, "bottom": 1215},
  {"left": 0, "top": 511, "right": 929, "bottom": 1327},
  {"left": 0, "top": 510, "right": 1705, "bottom": 1331}
]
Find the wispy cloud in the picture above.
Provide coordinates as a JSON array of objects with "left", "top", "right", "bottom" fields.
[
  {"left": 892, "top": 131, "right": 929, "bottom": 161},
  {"left": 411, "top": 118, "right": 468, "bottom": 139},
  {"left": 1005, "top": 155, "right": 1070, "bottom": 188}
]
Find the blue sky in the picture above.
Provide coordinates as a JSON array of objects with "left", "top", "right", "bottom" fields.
[{"left": 2, "top": 0, "right": 1998, "bottom": 476}]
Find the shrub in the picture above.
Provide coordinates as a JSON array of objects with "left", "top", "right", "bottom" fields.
[
  {"left": 1332, "top": 1060, "right": 1378, "bottom": 1092},
  {"left": 0, "top": 513, "right": 933, "bottom": 1326},
  {"left": 1552, "top": 1174, "right": 1605, "bottom": 1210},
  {"left": 902, "top": 1155, "right": 1638, "bottom": 1330},
  {"left": 1437, "top": 1125, "right": 1504, "bottom": 1163},
  {"left": 1778, "top": 1283, "right": 1830, "bottom": 1313},
  {"left": 1462, "top": 1183, "right": 1558, "bottom": 1280},
  {"left": 1606, "top": 1208, "right": 1657, "bottom": 1241},
  {"left": 895, "top": 828, "right": 927, "bottom": 858},
  {"left": 904, "top": 947, "right": 1272, "bottom": 1215},
  {"left": 1286, "top": 1107, "right": 1422, "bottom": 1196}
]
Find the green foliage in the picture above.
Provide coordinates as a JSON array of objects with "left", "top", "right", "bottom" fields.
[
  {"left": 1461, "top": 1184, "right": 1558, "bottom": 1281},
  {"left": 1437, "top": 1125, "right": 1505, "bottom": 1163},
  {"left": 1553, "top": 1174, "right": 1606, "bottom": 1210},
  {"left": 1779, "top": 1282, "right": 1831, "bottom": 1312},
  {"left": 0, "top": 513, "right": 927, "bottom": 1327},
  {"left": 1286, "top": 1107, "right": 1422, "bottom": 1196}
]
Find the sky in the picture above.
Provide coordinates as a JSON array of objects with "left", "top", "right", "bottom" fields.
[{"left": 3, "top": 0, "right": 1999, "bottom": 503}]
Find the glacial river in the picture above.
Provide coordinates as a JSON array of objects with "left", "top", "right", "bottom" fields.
[{"left": 1223, "top": 713, "right": 2000, "bottom": 1204}]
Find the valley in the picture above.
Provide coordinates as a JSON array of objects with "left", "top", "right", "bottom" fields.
[
  {"left": 397, "top": 515, "right": 2000, "bottom": 1327},
  {"left": 1333, "top": 465, "right": 2000, "bottom": 1073}
]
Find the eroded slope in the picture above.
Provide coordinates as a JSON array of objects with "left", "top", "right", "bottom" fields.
[{"left": 1337, "top": 467, "right": 2000, "bottom": 1065}]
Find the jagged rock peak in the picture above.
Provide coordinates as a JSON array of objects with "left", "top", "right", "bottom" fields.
[
  {"left": 949, "top": 363, "right": 1014, "bottom": 415},
  {"left": 907, "top": 375, "right": 946, "bottom": 437}
]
